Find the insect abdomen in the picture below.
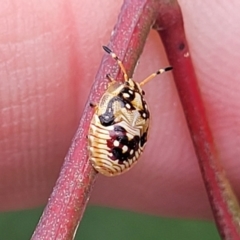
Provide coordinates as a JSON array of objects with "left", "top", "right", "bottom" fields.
[{"left": 88, "top": 115, "right": 146, "bottom": 176}]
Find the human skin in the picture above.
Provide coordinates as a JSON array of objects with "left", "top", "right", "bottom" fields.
[{"left": 0, "top": 0, "right": 240, "bottom": 220}]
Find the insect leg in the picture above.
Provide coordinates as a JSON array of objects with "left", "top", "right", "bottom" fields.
[{"left": 106, "top": 74, "right": 115, "bottom": 82}]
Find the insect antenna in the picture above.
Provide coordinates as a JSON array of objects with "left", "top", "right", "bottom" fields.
[
  {"left": 102, "top": 46, "right": 129, "bottom": 82},
  {"left": 139, "top": 66, "right": 173, "bottom": 86}
]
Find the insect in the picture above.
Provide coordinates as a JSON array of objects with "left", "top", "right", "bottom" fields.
[{"left": 88, "top": 46, "right": 172, "bottom": 176}]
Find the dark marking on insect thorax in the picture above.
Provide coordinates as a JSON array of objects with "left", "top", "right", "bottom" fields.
[
  {"left": 99, "top": 94, "right": 135, "bottom": 126},
  {"left": 119, "top": 87, "right": 135, "bottom": 101}
]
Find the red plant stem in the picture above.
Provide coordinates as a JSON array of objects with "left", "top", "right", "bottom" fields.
[
  {"left": 155, "top": 2, "right": 240, "bottom": 240},
  {"left": 31, "top": 0, "right": 162, "bottom": 239},
  {"left": 32, "top": 1, "right": 240, "bottom": 239}
]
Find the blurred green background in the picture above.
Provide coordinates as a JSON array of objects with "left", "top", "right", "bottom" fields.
[{"left": 0, "top": 206, "right": 220, "bottom": 240}]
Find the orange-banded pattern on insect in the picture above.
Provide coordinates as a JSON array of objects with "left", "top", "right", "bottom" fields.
[{"left": 88, "top": 46, "right": 172, "bottom": 177}]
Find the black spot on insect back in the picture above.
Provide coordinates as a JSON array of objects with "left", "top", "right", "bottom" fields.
[
  {"left": 140, "top": 131, "right": 148, "bottom": 147},
  {"left": 112, "top": 147, "right": 124, "bottom": 161},
  {"left": 107, "top": 125, "right": 142, "bottom": 164},
  {"left": 119, "top": 87, "right": 135, "bottom": 101},
  {"left": 99, "top": 114, "right": 115, "bottom": 126},
  {"left": 114, "top": 125, "right": 126, "bottom": 133}
]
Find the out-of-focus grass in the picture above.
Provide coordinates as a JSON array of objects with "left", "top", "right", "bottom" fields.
[{"left": 0, "top": 206, "right": 220, "bottom": 240}]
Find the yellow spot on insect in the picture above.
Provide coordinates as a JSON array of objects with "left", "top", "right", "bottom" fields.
[
  {"left": 125, "top": 103, "right": 131, "bottom": 109},
  {"left": 122, "top": 145, "right": 128, "bottom": 153},
  {"left": 123, "top": 93, "right": 130, "bottom": 98},
  {"left": 113, "top": 140, "right": 120, "bottom": 147}
]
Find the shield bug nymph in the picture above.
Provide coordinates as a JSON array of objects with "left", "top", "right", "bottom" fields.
[{"left": 88, "top": 46, "right": 172, "bottom": 176}]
